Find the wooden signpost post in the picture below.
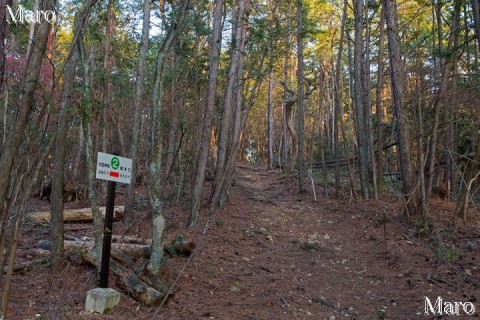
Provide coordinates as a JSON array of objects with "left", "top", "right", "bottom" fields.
[{"left": 95, "top": 152, "right": 132, "bottom": 287}]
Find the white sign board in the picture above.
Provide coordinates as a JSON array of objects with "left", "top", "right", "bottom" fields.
[{"left": 96, "top": 152, "right": 132, "bottom": 184}]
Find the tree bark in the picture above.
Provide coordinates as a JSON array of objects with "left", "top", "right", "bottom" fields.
[
  {"left": 296, "top": 0, "right": 306, "bottom": 193},
  {"left": 471, "top": 0, "right": 480, "bottom": 45},
  {"left": 0, "top": 0, "right": 53, "bottom": 229},
  {"left": 125, "top": 0, "right": 152, "bottom": 225},
  {"left": 210, "top": 0, "right": 250, "bottom": 209},
  {"left": 50, "top": 0, "right": 98, "bottom": 272},
  {"left": 384, "top": 0, "right": 416, "bottom": 216},
  {"left": 78, "top": 7, "right": 102, "bottom": 271},
  {"left": 51, "top": 47, "right": 77, "bottom": 272},
  {"left": 147, "top": 0, "right": 189, "bottom": 275},
  {"left": 375, "top": 5, "right": 386, "bottom": 197},
  {"left": 267, "top": 70, "right": 274, "bottom": 170},
  {"left": 0, "top": 0, "right": 12, "bottom": 89},
  {"left": 353, "top": 0, "right": 369, "bottom": 199},
  {"left": 188, "top": 0, "right": 224, "bottom": 227},
  {"left": 318, "top": 65, "right": 328, "bottom": 196}
]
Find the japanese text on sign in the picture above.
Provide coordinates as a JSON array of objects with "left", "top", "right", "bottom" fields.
[{"left": 96, "top": 152, "right": 132, "bottom": 184}]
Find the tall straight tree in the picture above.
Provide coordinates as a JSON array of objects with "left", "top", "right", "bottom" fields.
[
  {"left": 188, "top": 0, "right": 224, "bottom": 227},
  {"left": 211, "top": 0, "right": 250, "bottom": 208},
  {"left": 147, "top": 0, "right": 189, "bottom": 275},
  {"left": 375, "top": 5, "right": 386, "bottom": 197},
  {"left": 124, "top": 0, "right": 152, "bottom": 225},
  {"left": 267, "top": 69, "right": 274, "bottom": 170},
  {"left": 0, "top": 0, "right": 53, "bottom": 252},
  {"left": 102, "top": 0, "right": 114, "bottom": 153},
  {"left": 50, "top": 0, "right": 98, "bottom": 272},
  {"left": 384, "top": 0, "right": 416, "bottom": 215},
  {"left": 296, "top": 0, "right": 306, "bottom": 193},
  {"left": 353, "top": 0, "right": 369, "bottom": 199}
]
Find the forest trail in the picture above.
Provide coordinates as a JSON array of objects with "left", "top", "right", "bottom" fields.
[
  {"left": 162, "top": 165, "right": 478, "bottom": 319},
  {"left": 9, "top": 165, "right": 479, "bottom": 319}
]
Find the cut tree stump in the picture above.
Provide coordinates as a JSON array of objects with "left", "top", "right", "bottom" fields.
[{"left": 28, "top": 206, "right": 124, "bottom": 223}]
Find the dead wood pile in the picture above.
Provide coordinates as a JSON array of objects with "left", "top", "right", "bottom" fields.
[{"left": 35, "top": 237, "right": 195, "bottom": 305}]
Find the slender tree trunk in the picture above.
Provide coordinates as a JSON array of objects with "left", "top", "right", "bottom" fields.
[
  {"left": 165, "top": 51, "right": 182, "bottom": 180},
  {"left": 365, "top": 1, "right": 378, "bottom": 199},
  {"left": 296, "top": 0, "right": 306, "bottom": 193},
  {"left": 147, "top": 0, "right": 189, "bottom": 275},
  {"left": 51, "top": 49, "right": 77, "bottom": 272},
  {"left": 318, "top": 65, "right": 328, "bottom": 196},
  {"left": 188, "top": 0, "right": 224, "bottom": 227},
  {"left": 102, "top": 0, "right": 114, "bottom": 152},
  {"left": 210, "top": 0, "right": 250, "bottom": 209},
  {"left": 282, "top": 1, "right": 292, "bottom": 169},
  {"left": 51, "top": 0, "right": 98, "bottom": 274},
  {"left": 471, "top": 0, "right": 480, "bottom": 45},
  {"left": 416, "top": 78, "right": 428, "bottom": 220},
  {"left": 267, "top": 69, "right": 274, "bottom": 170},
  {"left": 0, "top": 0, "right": 53, "bottom": 220},
  {"left": 124, "top": 0, "right": 152, "bottom": 225},
  {"left": 353, "top": 0, "right": 369, "bottom": 199},
  {"left": 384, "top": 0, "right": 416, "bottom": 216},
  {"left": 78, "top": 8, "right": 103, "bottom": 270},
  {"left": 0, "top": 0, "right": 13, "bottom": 89},
  {"left": 376, "top": 5, "right": 386, "bottom": 197}
]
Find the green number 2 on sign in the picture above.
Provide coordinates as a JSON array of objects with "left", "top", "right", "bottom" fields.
[{"left": 111, "top": 157, "right": 120, "bottom": 170}]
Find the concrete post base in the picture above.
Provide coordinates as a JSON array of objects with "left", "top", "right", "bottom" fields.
[{"left": 85, "top": 288, "right": 120, "bottom": 314}]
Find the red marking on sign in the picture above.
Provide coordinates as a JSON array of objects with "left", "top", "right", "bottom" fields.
[{"left": 110, "top": 171, "right": 119, "bottom": 178}]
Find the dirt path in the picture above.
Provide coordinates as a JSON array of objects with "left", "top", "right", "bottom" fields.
[
  {"left": 161, "top": 165, "right": 479, "bottom": 319},
  {"left": 9, "top": 165, "right": 479, "bottom": 319}
]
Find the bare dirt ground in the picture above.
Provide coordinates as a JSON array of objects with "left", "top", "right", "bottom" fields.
[{"left": 6, "top": 164, "right": 480, "bottom": 319}]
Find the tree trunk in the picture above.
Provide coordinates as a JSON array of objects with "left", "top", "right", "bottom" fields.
[
  {"left": 333, "top": 0, "right": 358, "bottom": 201},
  {"left": 147, "top": 0, "right": 189, "bottom": 275},
  {"left": 353, "top": 0, "right": 369, "bottom": 199},
  {"left": 296, "top": 0, "right": 306, "bottom": 193},
  {"left": 318, "top": 65, "right": 328, "bottom": 196},
  {"left": 267, "top": 70, "right": 274, "bottom": 170},
  {"left": 282, "top": 1, "right": 292, "bottom": 169},
  {"left": 50, "top": 53, "right": 76, "bottom": 271},
  {"left": 125, "top": 0, "right": 152, "bottom": 225},
  {"left": 188, "top": 0, "right": 224, "bottom": 227},
  {"left": 0, "top": 0, "right": 12, "bottom": 89},
  {"left": 210, "top": 0, "right": 250, "bottom": 209},
  {"left": 471, "top": 0, "right": 480, "bottom": 45},
  {"left": 376, "top": 5, "right": 386, "bottom": 197},
  {"left": 384, "top": 0, "right": 416, "bottom": 216},
  {"left": 51, "top": 0, "right": 97, "bottom": 272},
  {"left": 0, "top": 0, "right": 53, "bottom": 229},
  {"left": 365, "top": 0, "right": 378, "bottom": 199},
  {"left": 102, "top": 0, "right": 114, "bottom": 153}
]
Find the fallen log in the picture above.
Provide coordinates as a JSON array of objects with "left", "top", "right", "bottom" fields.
[
  {"left": 4, "top": 257, "right": 50, "bottom": 274},
  {"left": 112, "top": 235, "right": 152, "bottom": 245},
  {"left": 28, "top": 206, "right": 125, "bottom": 223},
  {"left": 62, "top": 240, "right": 151, "bottom": 259},
  {"left": 64, "top": 238, "right": 195, "bottom": 257},
  {"left": 79, "top": 245, "right": 167, "bottom": 305}
]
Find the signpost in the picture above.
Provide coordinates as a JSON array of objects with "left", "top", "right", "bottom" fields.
[{"left": 95, "top": 152, "right": 132, "bottom": 288}]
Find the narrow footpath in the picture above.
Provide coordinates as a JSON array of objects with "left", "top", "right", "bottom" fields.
[{"left": 161, "top": 165, "right": 477, "bottom": 319}]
